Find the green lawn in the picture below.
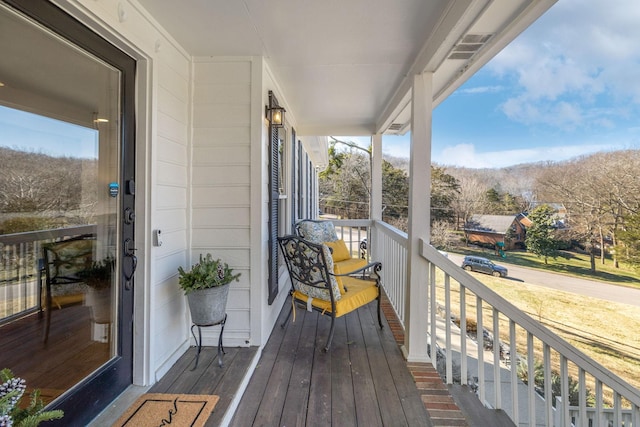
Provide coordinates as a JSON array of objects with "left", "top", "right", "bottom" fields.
[{"left": 451, "top": 246, "right": 640, "bottom": 289}]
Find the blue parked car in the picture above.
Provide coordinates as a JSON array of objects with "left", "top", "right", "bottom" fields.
[{"left": 461, "top": 255, "right": 508, "bottom": 277}]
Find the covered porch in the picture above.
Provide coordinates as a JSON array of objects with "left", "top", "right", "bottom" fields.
[
  {"left": 92, "top": 292, "right": 475, "bottom": 426},
  {"left": 3, "top": 0, "right": 640, "bottom": 425}
]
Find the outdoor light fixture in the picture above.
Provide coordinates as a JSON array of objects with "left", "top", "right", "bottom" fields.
[{"left": 266, "top": 90, "right": 285, "bottom": 128}]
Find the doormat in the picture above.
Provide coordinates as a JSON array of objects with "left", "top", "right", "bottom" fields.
[{"left": 113, "top": 393, "right": 219, "bottom": 427}]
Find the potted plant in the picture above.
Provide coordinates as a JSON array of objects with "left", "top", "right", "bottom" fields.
[
  {"left": 78, "top": 256, "right": 114, "bottom": 324},
  {"left": 178, "top": 254, "right": 241, "bottom": 325}
]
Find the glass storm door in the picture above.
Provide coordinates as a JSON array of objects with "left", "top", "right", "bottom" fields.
[{"left": 0, "top": 1, "right": 135, "bottom": 424}]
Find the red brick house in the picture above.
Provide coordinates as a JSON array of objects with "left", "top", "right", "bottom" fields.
[{"left": 464, "top": 214, "right": 528, "bottom": 250}]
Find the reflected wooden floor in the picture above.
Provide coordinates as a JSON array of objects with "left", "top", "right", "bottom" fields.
[{"left": 0, "top": 304, "right": 109, "bottom": 404}]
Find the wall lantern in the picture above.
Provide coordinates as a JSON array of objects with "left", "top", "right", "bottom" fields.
[{"left": 266, "top": 90, "right": 286, "bottom": 128}]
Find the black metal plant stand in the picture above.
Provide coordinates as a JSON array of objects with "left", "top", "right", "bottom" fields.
[{"left": 190, "top": 313, "right": 227, "bottom": 370}]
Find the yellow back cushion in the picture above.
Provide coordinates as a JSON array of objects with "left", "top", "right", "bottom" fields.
[{"left": 323, "top": 239, "right": 351, "bottom": 262}]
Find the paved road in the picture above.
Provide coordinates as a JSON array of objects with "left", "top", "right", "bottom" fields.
[{"left": 448, "top": 253, "right": 640, "bottom": 308}]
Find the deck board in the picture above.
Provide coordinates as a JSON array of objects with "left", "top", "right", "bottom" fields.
[
  {"left": 229, "top": 297, "right": 433, "bottom": 427},
  {"left": 347, "top": 309, "right": 385, "bottom": 426}
]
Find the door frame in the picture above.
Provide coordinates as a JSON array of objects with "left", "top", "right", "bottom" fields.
[
  {"left": 52, "top": 0, "right": 152, "bottom": 388},
  {"left": 0, "top": 0, "right": 149, "bottom": 423}
]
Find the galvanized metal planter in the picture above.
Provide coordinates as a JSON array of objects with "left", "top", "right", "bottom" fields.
[{"left": 186, "top": 283, "right": 230, "bottom": 326}]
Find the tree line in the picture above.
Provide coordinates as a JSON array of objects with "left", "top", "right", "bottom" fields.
[
  {"left": 0, "top": 147, "right": 97, "bottom": 233},
  {"left": 319, "top": 142, "right": 640, "bottom": 272}
]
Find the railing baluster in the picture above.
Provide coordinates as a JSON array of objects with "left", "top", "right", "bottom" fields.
[
  {"left": 493, "top": 307, "right": 501, "bottom": 409},
  {"left": 561, "top": 355, "right": 569, "bottom": 427},
  {"left": 595, "top": 379, "right": 602, "bottom": 427},
  {"left": 579, "top": 368, "right": 587, "bottom": 427},
  {"left": 460, "top": 284, "right": 467, "bottom": 387},
  {"left": 528, "top": 333, "right": 536, "bottom": 427},
  {"left": 445, "top": 273, "right": 452, "bottom": 384},
  {"left": 544, "top": 344, "right": 552, "bottom": 427},
  {"left": 509, "top": 320, "right": 519, "bottom": 425},
  {"left": 430, "top": 262, "right": 437, "bottom": 368},
  {"left": 477, "top": 297, "right": 485, "bottom": 405},
  {"left": 614, "top": 392, "right": 621, "bottom": 427}
]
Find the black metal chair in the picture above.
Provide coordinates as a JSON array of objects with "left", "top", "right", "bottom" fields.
[
  {"left": 42, "top": 234, "right": 96, "bottom": 343},
  {"left": 277, "top": 235, "right": 383, "bottom": 351}
]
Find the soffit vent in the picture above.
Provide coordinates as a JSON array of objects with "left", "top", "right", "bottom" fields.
[
  {"left": 388, "top": 123, "right": 403, "bottom": 131},
  {"left": 447, "top": 33, "right": 493, "bottom": 60}
]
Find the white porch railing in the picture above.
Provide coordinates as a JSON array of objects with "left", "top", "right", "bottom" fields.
[
  {"left": 331, "top": 218, "right": 640, "bottom": 427},
  {"left": 556, "top": 396, "right": 635, "bottom": 427},
  {"left": 332, "top": 219, "right": 409, "bottom": 325},
  {"left": 0, "top": 225, "right": 96, "bottom": 322}
]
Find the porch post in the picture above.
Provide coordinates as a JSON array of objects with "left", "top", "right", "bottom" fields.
[
  {"left": 405, "top": 72, "right": 432, "bottom": 363},
  {"left": 370, "top": 133, "right": 383, "bottom": 264},
  {"left": 371, "top": 134, "right": 383, "bottom": 221}
]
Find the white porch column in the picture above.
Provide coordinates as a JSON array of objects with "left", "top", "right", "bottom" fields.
[
  {"left": 370, "top": 133, "right": 383, "bottom": 264},
  {"left": 405, "top": 72, "right": 432, "bottom": 363},
  {"left": 371, "top": 134, "right": 383, "bottom": 221}
]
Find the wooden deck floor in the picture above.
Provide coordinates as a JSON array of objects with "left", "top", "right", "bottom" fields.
[
  {"left": 229, "top": 298, "right": 433, "bottom": 427},
  {"left": 147, "top": 297, "right": 434, "bottom": 426}
]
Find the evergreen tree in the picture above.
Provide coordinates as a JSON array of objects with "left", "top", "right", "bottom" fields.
[
  {"left": 525, "top": 204, "right": 559, "bottom": 264},
  {"left": 431, "top": 166, "right": 459, "bottom": 224},
  {"left": 616, "top": 212, "right": 640, "bottom": 269}
]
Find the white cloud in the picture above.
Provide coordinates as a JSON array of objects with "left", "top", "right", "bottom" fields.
[
  {"left": 488, "top": 0, "right": 640, "bottom": 128},
  {"left": 434, "top": 142, "right": 628, "bottom": 169},
  {"left": 458, "top": 85, "right": 504, "bottom": 95}
]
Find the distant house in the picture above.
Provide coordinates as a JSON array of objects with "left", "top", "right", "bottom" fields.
[
  {"left": 464, "top": 214, "right": 528, "bottom": 250},
  {"left": 529, "top": 202, "right": 568, "bottom": 227}
]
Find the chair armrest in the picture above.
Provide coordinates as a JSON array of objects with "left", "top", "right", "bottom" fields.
[{"left": 331, "top": 261, "right": 381, "bottom": 278}]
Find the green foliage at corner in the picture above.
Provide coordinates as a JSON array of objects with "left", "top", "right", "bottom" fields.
[
  {"left": 616, "top": 212, "right": 640, "bottom": 269},
  {"left": 525, "top": 204, "right": 560, "bottom": 264},
  {"left": 178, "top": 254, "right": 241, "bottom": 294},
  {"left": 516, "top": 357, "right": 595, "bottom": 407},
  {"left": 0, "top": 368, "right": 64, "bottom": 427}
]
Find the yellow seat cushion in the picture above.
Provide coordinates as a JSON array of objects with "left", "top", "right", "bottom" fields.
[
  {"left": 333, "top": 257, "right": 369, "bottom": 293},
  {"left": 323, "top": 239, "right": 351, "bottom": 262},
  {"left": 292, "top": 276, "right": 378, "bottom": 318}
]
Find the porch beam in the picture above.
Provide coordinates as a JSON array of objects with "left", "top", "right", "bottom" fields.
[{"left": 404, "top": 72, "right": 432, "bottom": 363}]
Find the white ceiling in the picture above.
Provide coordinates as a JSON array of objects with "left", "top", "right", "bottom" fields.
[
  {"left": 0, "top": 0, "right": 556, "bottom": 138},
  {"left": 138, "top": 0, "right": 557, "bottom": 137}
]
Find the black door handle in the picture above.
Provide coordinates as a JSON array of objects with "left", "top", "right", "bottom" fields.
[{"left": 123, "top": 238, "right": 137, "bottom": 290}]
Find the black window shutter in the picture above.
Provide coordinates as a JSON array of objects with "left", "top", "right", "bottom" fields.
[{"left": 268, "top": 125, "right": 279, "bottom": 304}]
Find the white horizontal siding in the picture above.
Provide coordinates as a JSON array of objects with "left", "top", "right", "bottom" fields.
[
  {"left": 192, "top": 207, "right": 250, "bottom": 226},
  {"left": 191, "top": 228, "right": 251, "bottom": 248},
  {"left": 193, "top": 127, "right": 251, "bottom": 146},
  {"left": 192, "top": 186, "right": 250, "bottom": 206},
  {"left": 191, "top": 59, "right": 253, "bottom": 346}
]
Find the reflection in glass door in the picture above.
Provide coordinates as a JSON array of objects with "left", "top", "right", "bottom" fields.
[{"left": 0, "top": 1, "right": 135, "bottom": 423}]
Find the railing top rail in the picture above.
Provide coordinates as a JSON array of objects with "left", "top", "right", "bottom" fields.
[
  {"left": 375, "top": 220, "right": 408, "bottom": 245},
  {"left": 0, "top": 225, "right": 97, "bottom": 245},
  {"left": 329, "top": 219, "right": 373, "bottom": 228},
  {"left": 419, "top": 238, "right": 640, "bottom": 406}
]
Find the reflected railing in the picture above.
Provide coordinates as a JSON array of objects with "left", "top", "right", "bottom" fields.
[
  {"left": 332, "top": 218, "right": 640, "bottom": 426},
  {"left": 0, "top": 225, "right": 95, "bottom": 322}
]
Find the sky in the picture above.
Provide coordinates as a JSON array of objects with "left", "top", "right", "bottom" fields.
[
  {"left": 355, "top": 0, "right": 640, "bottom": 169},
  {"left": 0, "top": 105, "right": 99, "bottom": 159}
]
